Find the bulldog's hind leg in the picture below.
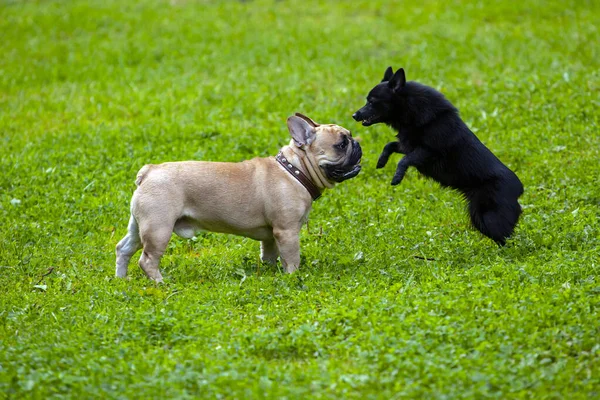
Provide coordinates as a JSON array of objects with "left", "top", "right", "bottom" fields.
[
  {"left": 115, "top": 215, "right": 142, "bottom": 278},
  {"left": 273, "top": 228, "right": 300, "bottom": 273},
  {"left": 260, "top": 238, "right": 279, "bottom": 265},
  {"left": 138, "top": 224, "right": 173, "bottom": 283}
]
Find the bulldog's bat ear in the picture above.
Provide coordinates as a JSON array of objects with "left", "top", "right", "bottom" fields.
[
  {"left": 388, "top": 67, "right": 406, "bottom": 92},
  {"left": 287, "top": 115, "right": 316, "bottom": 147},
  {"left": 294, "top": 112, "right": 319, "bottom": 127},
  {"left": 382, "top": 66, "right": 394, "bottom": 82}
]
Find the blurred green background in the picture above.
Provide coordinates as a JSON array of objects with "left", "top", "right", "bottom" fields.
[{"left": 1, "top": 0, "right": 598, "bottom": 398}]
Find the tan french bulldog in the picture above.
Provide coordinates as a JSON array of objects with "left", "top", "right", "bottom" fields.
[{"left": 115, "top": 113, "right": 362, "bottom": 282}]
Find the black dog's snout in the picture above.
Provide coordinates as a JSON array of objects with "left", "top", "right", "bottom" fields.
[{"left": 352, "top": 112, "right": 360, "bottom": 121}]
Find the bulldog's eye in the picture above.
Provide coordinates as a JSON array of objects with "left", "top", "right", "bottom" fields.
[{"left": 336, "top": 139, "right": 348, "bottom": 150}]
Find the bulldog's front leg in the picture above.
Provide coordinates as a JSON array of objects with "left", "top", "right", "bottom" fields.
[
  {"left": 273, "top": 228, "right": 300, "bottom": 273},
  {"left": 260, "top": 239, "right": 279, "bottom": 265}
]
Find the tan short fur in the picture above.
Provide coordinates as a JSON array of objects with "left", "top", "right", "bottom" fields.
[{"left": 115, "top": 114, "right": 361, "bottom": 282}]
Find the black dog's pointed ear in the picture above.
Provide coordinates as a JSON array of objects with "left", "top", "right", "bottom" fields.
[
  {"left": 388, "top": 68, "right": 406, "bottom": 92},
  {"left": 382, "top": 66, "right": 394, "bottom": 82}
]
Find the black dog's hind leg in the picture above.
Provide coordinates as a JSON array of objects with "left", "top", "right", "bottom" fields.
[
  {"left": 391, "top": 147, "right": 433, "bottom": 186},
  {"left": 376, "top": 142, "right": 403, "bottom": 169}
]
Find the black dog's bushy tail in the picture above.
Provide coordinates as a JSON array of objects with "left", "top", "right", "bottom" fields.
[
  {"left": 465, "top": 183, "right": 523, "bottom": 246},
  {"left": 468, "top": 202, "right": 522, "bottom": 245}
]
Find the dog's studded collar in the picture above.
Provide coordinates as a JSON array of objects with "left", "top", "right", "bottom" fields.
[{"left": 276, "top": 152, "right": 322, "bottom": 201}]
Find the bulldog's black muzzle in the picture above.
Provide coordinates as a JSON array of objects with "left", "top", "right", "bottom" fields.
[{"left": 323, "top": 140, "right": 363, "bottom": 183}]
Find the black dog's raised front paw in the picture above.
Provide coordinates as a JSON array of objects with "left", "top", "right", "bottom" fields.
[
  {"left": 391, "top": 173, "right": 405, "bottom": 186},
  {"left": 391, "top": 162, "right": 408, "bottom": 186},
  {"left": 376, "top": 154, "right": 389, "bottom": 169},
  {"left": 377, "top": 142, "right": 403, "bottom": 169}
]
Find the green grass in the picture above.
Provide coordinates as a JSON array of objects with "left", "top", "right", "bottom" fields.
[{"left": 1, "top": 0, "right": 599, "bottom": 398}]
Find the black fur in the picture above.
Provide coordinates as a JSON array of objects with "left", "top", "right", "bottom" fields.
[{"left": 353, "top": 67, "right": 524, "bottom": 245}]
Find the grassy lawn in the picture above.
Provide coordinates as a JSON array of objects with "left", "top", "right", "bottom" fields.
[{"left": 1, "top": 0, "right": 599, "bottom": 397}]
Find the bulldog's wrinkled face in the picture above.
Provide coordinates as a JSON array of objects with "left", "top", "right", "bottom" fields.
[
  {"left": 311, "top": 124, "right": 363, "bottom": 182},
  {"left": 287, "top": 114, "right": 362, "bottom": 183}
]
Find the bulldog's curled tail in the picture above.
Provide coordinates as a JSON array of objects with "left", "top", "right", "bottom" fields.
[{"left": 135, "top": 165, "right": 153, "bottom": 186}]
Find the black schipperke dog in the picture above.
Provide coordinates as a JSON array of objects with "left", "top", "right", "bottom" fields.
[{"left": 353, "top": 67, "right": 524, "bottom": 245}]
